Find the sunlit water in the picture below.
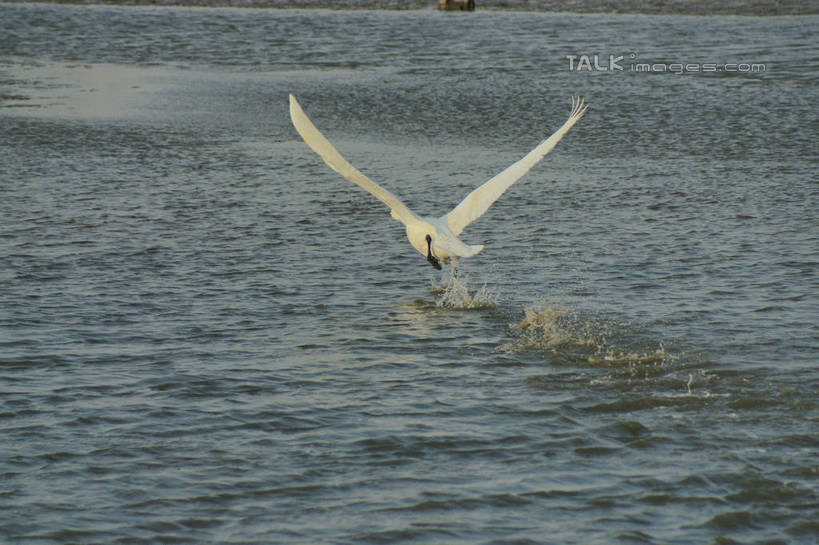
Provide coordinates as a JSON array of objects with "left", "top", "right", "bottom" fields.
[{"left": 1, "top": 3, "right": 817, "bottom": 544}]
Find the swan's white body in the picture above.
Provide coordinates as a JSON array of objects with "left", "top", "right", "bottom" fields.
[{"left": 289, "top": 94, "right": 587, "bottom": 269}]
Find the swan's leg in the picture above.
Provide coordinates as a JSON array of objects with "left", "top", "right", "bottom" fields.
[{"left": 450, "top": 257, "right": 460, "bottom": 278}]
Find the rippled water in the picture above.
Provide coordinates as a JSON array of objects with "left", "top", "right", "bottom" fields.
[{"left": 1, "top": 3, "right": 817, "bottom": 544}]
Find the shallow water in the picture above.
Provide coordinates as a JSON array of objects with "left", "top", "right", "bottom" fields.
[{"left": 1, "top": 3, "right": 817, "bottom": 544}]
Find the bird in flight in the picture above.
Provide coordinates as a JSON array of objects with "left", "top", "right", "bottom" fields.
[{"left": 289, "top": 94, "right": 587, "bottom": 270}]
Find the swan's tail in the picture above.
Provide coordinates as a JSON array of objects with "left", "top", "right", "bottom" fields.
[{"left": 461, "top": 244, "right": 484, "bottom": 258}]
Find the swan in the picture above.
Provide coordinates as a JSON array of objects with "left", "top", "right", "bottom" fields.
[{"left": 289, "top": 94, "right": 587, "bottom": 270}]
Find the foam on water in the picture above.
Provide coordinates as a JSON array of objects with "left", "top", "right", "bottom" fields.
[{"left": 502, "top": 301, "right": 672, "bottom": 374}]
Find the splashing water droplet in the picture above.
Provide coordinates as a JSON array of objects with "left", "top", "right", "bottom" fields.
[{"left": 434, "top": 266, "right": 498, "bottom": 309}]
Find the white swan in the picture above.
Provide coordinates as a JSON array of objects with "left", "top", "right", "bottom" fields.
[{"left": 289, "top": 94, "right": 587, "bottom": 270}]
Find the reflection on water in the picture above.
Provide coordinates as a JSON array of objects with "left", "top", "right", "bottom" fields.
[{"left": 1, "top": 60, "right": 165, "bottom": 118}]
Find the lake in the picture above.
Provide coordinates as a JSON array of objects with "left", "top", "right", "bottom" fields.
[{"left": 1, "top": 3, "right": 817, "bottom": 544}]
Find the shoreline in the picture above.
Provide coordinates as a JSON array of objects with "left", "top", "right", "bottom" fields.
[{"left": 3, "top": 0, "right": 817, "bottom": 16}]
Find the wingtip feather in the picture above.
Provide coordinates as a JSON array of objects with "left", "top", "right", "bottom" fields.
[
  {"left": 570, "top": 95, "right": 588, "bottom": 119},
  {"left": 569, "top": 96, "right": 589, "bottom": 121}
]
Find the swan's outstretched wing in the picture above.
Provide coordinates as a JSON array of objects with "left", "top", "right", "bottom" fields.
[
  {"left": 289, "top": 94, "right": 418, "bottom": 226},
  {"left": 444, "top": 97, "right": 588, "bottom": 236}
]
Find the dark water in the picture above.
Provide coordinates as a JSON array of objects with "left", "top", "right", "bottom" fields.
[{"left": 1, "top": 3, "right": 818, "bottom": 544}]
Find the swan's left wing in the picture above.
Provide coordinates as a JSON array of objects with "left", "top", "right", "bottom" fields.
[
  {"left": 444, "top": 97, "right": 587, "bottom": 236},
  {"left": 289, "top": 94, "right": 418, "bottom": 226}
]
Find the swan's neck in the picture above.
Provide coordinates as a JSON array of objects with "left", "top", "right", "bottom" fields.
[{"left": 426, "top": 234, "right": 442, "bottom": 270}]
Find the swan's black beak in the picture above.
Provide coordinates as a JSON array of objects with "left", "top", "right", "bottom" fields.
[{"left": 426, "top": 234, "right": 442, "bottom": 270}]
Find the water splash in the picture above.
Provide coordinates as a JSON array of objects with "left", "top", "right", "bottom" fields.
[
  {"left": 512, "top": 305, "right": 592, "bottom": 348},
  {"left": 433, "top": 265, "right": 498, "bottom": 310},
  {"left": 502, "top": 301, "right": 672, "bottom": 374}
]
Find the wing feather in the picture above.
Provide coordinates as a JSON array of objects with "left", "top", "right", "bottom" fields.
[
  {"left": 289, "top": 94, "right": 417, "bottom": 225},
  {"left": 445, "top": 97, "right": 588, "bottom": 236}
]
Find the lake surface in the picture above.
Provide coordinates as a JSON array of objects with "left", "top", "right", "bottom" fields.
[{"left": 1, "top": 3, "right": 817, "bottom": 544}]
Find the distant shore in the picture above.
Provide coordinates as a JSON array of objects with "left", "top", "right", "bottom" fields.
[{"left": 3, "top": 0, "right": 817, "bottom": 16}]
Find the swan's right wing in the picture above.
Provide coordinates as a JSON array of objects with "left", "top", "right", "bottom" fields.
[
  {"left": 289, "top": 94, "right": 418, "bottom": 226},
  {"left": 444, "top": 97, "right": 588, "bottom": 236}
]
